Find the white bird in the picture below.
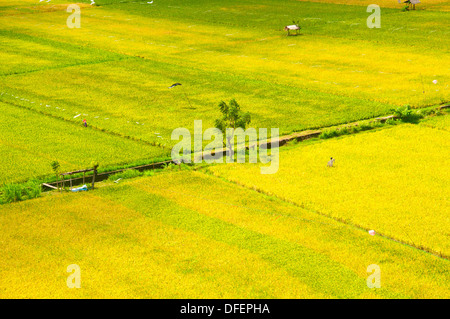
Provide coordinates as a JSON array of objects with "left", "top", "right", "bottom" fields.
[
  {"left": 147, "top": 1, "right": 153, "bottom": 3},
  {"left": 432, "top": 80, "right": 438, "bottom": 84},
  {"left": 90, "top": 0, "right": 95, "bottom": 5}
]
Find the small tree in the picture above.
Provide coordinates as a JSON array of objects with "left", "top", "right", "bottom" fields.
[
  {"left": 51, "top": 160, "right": 61, "bottom": 192},
  {"left": 215, "top": 99, "right": 251, "bottom": 160}
]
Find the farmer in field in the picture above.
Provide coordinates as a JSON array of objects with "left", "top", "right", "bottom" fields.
[
  {"left": 327, "top": 157, "right": 335, "bottom": 167},
  {"left": 83, "top": 119, "right": 87, "bottom": 127}
]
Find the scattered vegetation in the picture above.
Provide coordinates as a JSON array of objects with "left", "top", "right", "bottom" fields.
[
  {"left": 392, "top": 105, "right": 423, "bottom": 123},
  {"left": 319, "top": 121, "right": 384, "bottom": 139},
  {"left": 1, "top": 180, "right": 41, "bottom": 204},
  {"left": 107, "top": 169, "right": 143, "bottom": 182},
  {"left": 419, "top": 109, "right": 450, "bottom": 131}
]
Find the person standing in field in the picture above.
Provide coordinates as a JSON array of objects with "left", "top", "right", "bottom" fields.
[
  {"left": 327, "top": 157, "right": 335, "bottom": 167},
  {"left": 83, "top": 119, "right": 87, "bottom": 127}
]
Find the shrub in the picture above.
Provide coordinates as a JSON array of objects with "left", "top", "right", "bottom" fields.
[
  {"left": 1, "top": 181, "right": 42, "bottom": 204},
  {"left": 392, "top": 105, "right": 423, "bottom": 123},
  {"left": 359, "top": 123, "right": 372, "bottom": 131},
  {"left": 2, "top": 184, "right": 23, "bottom": 203},
  {"left": 319, "top": 121, "right": 390, "bottom": 139},
  {"left": 338, "top": 126, "right": 350, "bottom": 135},
  {"left": 393, "top": 105, "right": 412, "bottom": 118},
  {"left": 164, "top": 163, "right": 177, "bottom": 170},
  {"left": 385, "top": 118, "right": 397, "bottom": 125},
  {"left": 319, "top": 125, "right": 358, "bottom": 139},
  {"left": 24, "top": 180, "right": 42, "bottom": 199},
  {"left": 434, "top": 109, "right": 444, "bottom": 116},
  {"left": 143, "top": 170, "right": 155, "bottom": 177},
  {"left": 350, "top": 125, "right": 361, "bottom": 134},
  {"left": 372, "top": 121, "right": 383, "bottom": 128},
  {"left": 319, "top": 129, "right": 339, "bottom": 139}
]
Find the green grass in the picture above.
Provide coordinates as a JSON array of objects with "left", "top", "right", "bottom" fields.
[
  {"left": 0, "top": 180, "right": 41, "bottom": 204},
  {"left": 0, "top": 101, "right": 168, "bottom": 184},
  {"left": 107, "top": 168, "right": 143, "bottom": 181},
  {"left": 419, "top": 110, "right": 450, "bottom": 131},
  {"left": 0, "top": 29, "right": 124, "bottom": 76},
  {"left": 1, "top": 0, "right": 448, "bottom": 148}
]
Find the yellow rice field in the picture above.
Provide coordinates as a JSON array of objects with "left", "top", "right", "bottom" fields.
[
  {"left": 1, "top": 0, "right": 449, "bottom": 300},
  {"left": 0, "top": 171, "right": 448, "bottom": 298},
  {"left": 208, "top": 124, "right": 450, "bottom": 258}
]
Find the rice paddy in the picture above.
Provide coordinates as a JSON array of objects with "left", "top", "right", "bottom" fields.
[
  {"left": 0, "top": 100, "right": 169, "bottom": 184},
  {"left": 208, "top": 124, "right": 450, "bottom": 258},
  {"left": 1, "top": 0, "right": 448, "bottom": 145},
  {"left": 0, "top": 0, "right": 448, "bottom": 299},
  {"left": 0, "top": 171, "right": 448, "bottom": 298}
]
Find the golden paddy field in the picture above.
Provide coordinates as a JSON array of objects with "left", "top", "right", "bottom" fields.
[
  {"left": 0, "top": 170, "right": 448, "bottom": 298},
  {"left": 0, "top": 0, "right": 448, "bottom": 299},
  {"left": 209, "top": 123, "right": 450, "bottom": 258}
]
